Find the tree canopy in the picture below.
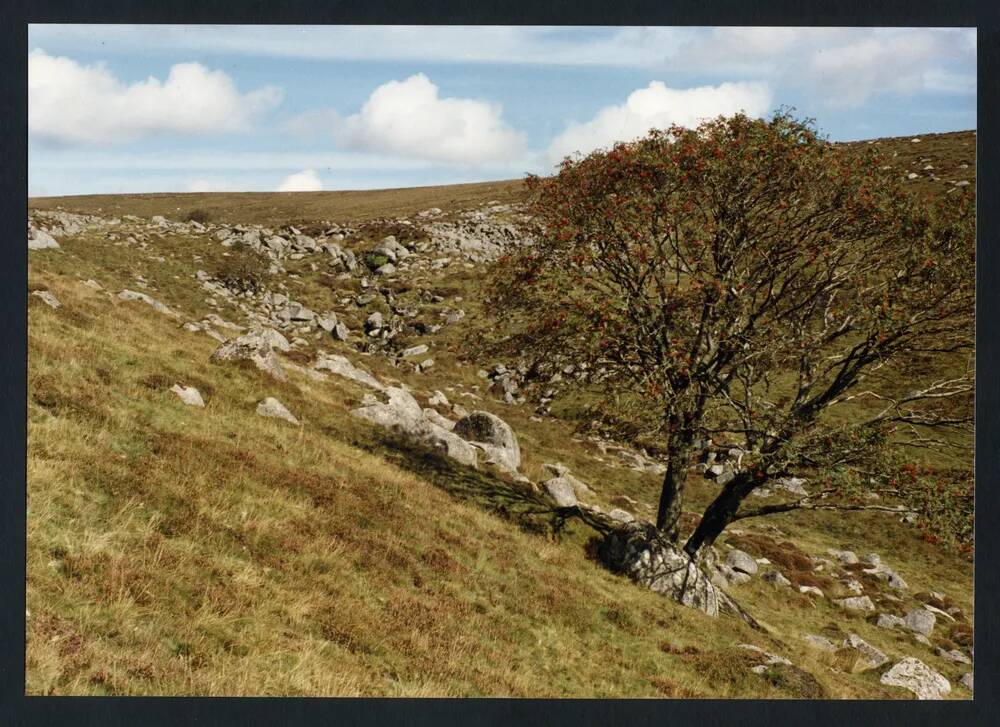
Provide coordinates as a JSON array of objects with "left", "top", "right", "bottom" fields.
[{"left": 488, "top": 112, "right": 974, "bottom": 556}]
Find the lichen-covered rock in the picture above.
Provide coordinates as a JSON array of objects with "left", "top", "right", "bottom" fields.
[
  {"left": 904, "top": 608, "right": 936, "bottom": 636},
  {"left": 599, "top": 523, "right": 724, "bottom": 617},
  {"left": 835, "top": 595, "right": 875, "bottom": 613},
  {"left": 880, "top": 658, "right": 950, "bottom": 700},
  {"left": 453, "top": 410, "right": 521, "bottom": 473},
  {"left": 876, "top": 613, "right": 905, "bottom": 630},
  {"left": 211, "top": 331, "right": 286, "bottom": 381}
]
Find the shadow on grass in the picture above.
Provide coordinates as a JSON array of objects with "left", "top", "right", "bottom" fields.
[{"left": 359, "top": 429, "right": 574, "bottom": 538}]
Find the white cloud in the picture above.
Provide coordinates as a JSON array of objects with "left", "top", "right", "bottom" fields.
[
  {"left": 329, "top": 74, "right": 526, "bottom": 164},
  {"left": 28, "top": 49, "right": 282, "bottom": 144},
  {"left": 804, "top": 30, "right": 973, "bottom": 107},
  {"left": 548, "top": 81, "right": 773, "bottom": 161},
  {"left": 277, "top": 169, "right": 323, "bottom": 192},
  {"left": 29, "top": 25, "right": 689, "bottom": 67},
  {"left": 676, "top": 27, "right": 976, "bottom": 108}
]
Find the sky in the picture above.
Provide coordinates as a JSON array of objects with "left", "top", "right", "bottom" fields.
[{"left": 27, "top": 25, "right": 977, "bottom": 197}]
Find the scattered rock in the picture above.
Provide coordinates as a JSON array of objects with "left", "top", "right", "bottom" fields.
[
  {"left": 427, "top": 390, "right": 450, "bottom": 408},
  {"left": 876, "top": 613, "right": 905, "bottom": 630},
  {"left": 118, "top": 289, "right": 177, "bottom": 318},
  {"left": 400, "top": 344, "right": 430, "bottom": 358},
  {"left": 256, "top": 397, "right": 299, "bottom": 425},
  {"left": 725, "top": 549, "right": 758, "bottom": 576},
  {"left": 314, "top": 353, "right": 384, "bottom": 391},
  {"left": 543, "top": 477, "right": 579, "bottom": 508},
  {"left": 772, "top": 477, "right": 809, "bottom": 496},
  {"left": 211, "top": 331, "right": 287, "bottom": 381},
  {"left": 28, "top": 229, "right": 60, "bottom": 250},
  {"left": 880, "top": 658, "right": 950, "bottom": 700},
  {"left": 903, "top": 608, "right": 936, "bottom": 636},
  {"left": 937, "top": 648, "right": 971, "bottom": 665},
  {"left": 761, "top": 570, "right": 791, "bottom": 587},
  {"left": 453, "top": 410, "right": 521, "bottom": 473},
  {"left": 922, "top": 604, "right": 955, "bottom": 622},
  {"left": 960, "top": 672, "right": 973, "bottom": 692},
  {"left": 738, "top": 643, "right": 791, "bottom": 666},
  {"left": 836, "top": 634, "right": 888, "bottom": 672},
  {"left": 170, "top": 384, "right": 205, "bottom": 407},
  {"left": 835, "top": 596, "right": 875, "bottom": 613},
  {"left": 256, "top": 327, "right": 291, "bottom": 353},
  {"left": 828, "top": 549, "right": 859, "bottom": 565},
  {"left": 31, "top": 290, "right": 61, "bottom": 309},
  {"left": 351, "top": 387, "right": 477, "bottom": 467},
  {"left": 799, "top": 585, "right": 824, "bottom": 598},
  {"left": 608, "top": 508, "right": 635, "bottom": 524}
]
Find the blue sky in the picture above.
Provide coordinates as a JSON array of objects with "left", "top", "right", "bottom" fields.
[{"left": 28, "top": 25, "right": 976, "bottom": 196}]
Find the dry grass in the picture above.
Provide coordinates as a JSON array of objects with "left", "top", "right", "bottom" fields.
[
  {"left": 25, "top": 133, "right": 975, "bottom": 696},
  {"left": 29, "top": 179, "right": 527, "bottom": 228}
]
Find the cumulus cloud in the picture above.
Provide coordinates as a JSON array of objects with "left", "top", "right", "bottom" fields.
[
  {"left": 28, "top": 49, "right": 282, "bottom": 144},
  {"left": 332, "top": 73, "right": 527, "bottom": 165},
  {"left": 277, "top": 169, "right": 323, "bottom": 192},
  {"left": 548, "top": 81, "right": 773, "bottom": 161}
]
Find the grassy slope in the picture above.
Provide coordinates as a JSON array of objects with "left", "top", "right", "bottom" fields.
[{"left": 26, "top": 131, "right": 975, "bottom": 697}]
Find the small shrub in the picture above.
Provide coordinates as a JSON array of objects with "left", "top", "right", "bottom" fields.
[{"left": 364, "top": 251, "right": 391, "bottom": 270}]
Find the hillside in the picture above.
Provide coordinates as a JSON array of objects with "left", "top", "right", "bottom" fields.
[{"left": 26, "top": 130, "right": 975, "bottom": 698}]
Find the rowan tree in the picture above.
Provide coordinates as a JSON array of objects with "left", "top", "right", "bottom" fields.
[{"left": 488, "top": 112, "right": 974, "bottom": 557}]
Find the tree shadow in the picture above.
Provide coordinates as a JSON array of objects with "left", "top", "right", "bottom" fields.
[{"left": 362, "top": 430, "right": 569, "bottom": 537}]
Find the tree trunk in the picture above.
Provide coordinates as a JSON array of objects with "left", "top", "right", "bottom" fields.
[
  {"left": 655, "top": 444, "right": 692, "bottom": 542},
  {"left": 683, "top": 471, "right": 761, "bottom": 557}
]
